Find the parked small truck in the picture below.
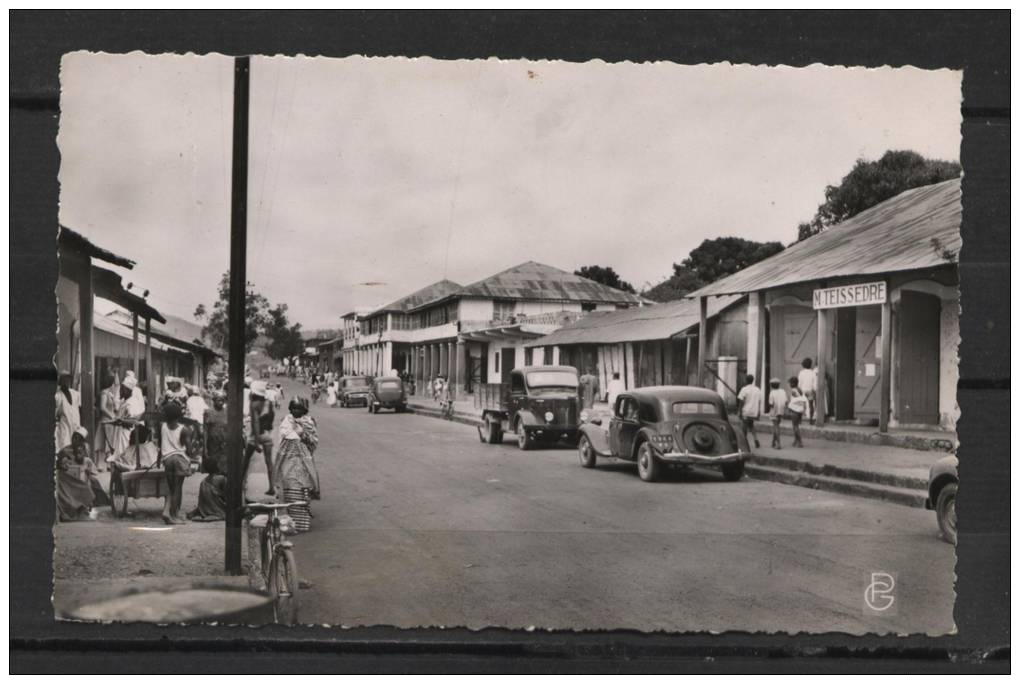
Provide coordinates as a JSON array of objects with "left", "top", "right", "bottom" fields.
[{"left": 476, "top": 366, "right": 582, "bottom": 450}]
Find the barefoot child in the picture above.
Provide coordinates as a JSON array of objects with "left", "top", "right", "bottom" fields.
[
  {"left": 787, "top": 376, "right": 808, "bottom": 448},
  {"left": 767, "top": 378, "right": 788, "bottom": 449},
  {"left": 160, "top": 402, "right": 194, "bottom": 524}
]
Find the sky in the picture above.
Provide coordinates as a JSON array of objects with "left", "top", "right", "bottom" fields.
[{"left": 59, "top": 53, "right": 961, "bottom": 329}]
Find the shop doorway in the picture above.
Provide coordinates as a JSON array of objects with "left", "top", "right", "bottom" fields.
[
  {"left": 500, "top": 347, "right": 516, "bottom": 384},
  {"left": 770, "top": 305, "right": 816, "bottom": 385},
  {"left": 897, "top": 291, "right": 941, "bottom": 425},
  {"left": 853, "top": 305, "right": 883, "bottom": 419},
  {"left": 834, "top": 309, "right": 856, "bottom": 420}
]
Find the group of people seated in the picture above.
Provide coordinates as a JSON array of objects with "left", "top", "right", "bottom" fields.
[{"left": 55, "top": 370, "right": 321, "bottom": 533}]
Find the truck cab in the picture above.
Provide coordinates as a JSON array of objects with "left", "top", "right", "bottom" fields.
[{"left": 477, "top": 366, "right": 582, "bottom": 450}]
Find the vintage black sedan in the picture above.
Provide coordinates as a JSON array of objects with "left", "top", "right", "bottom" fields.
[
  {"left": 339, "top": 376, "right": 372, "bottom": 408},
  {"left": 577, "top": 386, "right": 751, "bottom": 482},
  {"left": 367, "top": 376, "right": 408, "bottom": 414}
]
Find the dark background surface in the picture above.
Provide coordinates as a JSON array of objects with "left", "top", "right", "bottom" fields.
[{"left": 10, "top": 10, "right": 1009, "bottom": 673}]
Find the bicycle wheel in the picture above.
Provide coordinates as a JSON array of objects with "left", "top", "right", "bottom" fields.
[{"left": 268, "top": 546, "right": 300, "bottom": 625}]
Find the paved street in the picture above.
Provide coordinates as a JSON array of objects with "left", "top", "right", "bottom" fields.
[{"left": 282, "top": 381, "right": 954, "bottom": 635}]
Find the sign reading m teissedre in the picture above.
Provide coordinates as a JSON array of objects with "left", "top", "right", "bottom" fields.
[{"left": 812, "top": 281, "right": 887, "bottom": 310}]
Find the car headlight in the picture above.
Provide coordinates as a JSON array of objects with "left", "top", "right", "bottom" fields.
[{"left": 544, "top": 411, "right": 555, "bottom": 422}]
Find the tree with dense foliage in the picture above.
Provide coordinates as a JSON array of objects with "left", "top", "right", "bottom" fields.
[
  {"left": 195, "top": 271, "right": 272, "bottom": 353},
  {"left": 574, "top": 265, "right": 637, "bottom": 294},
  {"left": 643, "top": 237, "right": 785, "bottom": 302},
  {"left": 264, "top": 303, "right": 305, "bottom": 362},
  {"left": 797, "top": 150, "right": 961, "bottom": 241}
]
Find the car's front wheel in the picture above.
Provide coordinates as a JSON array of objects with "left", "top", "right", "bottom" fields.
[
  {"left": 721, "top": 461, "right": 745, "bottom": 482},
  {"left": 578, "top": 435, "right": 597, "bottom": 468},
  {"left": 936, "top": 482, "right": 957, "bottom": 545},
  {"left": 636, "top": 442, "right": 659, "bottom": 482}
]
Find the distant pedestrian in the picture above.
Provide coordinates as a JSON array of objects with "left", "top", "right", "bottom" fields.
[
  {"left": 606, "top": 372, "right": 625, "bottom": 412},
  {"left": 767, "top": 377, "right": 788, "bottom": 449},
  {"left": 736, "top": 374, "right": 762, "bottom": 449},
  {"left": 787, "top": 376, "right": 808, "bottom": 448},
  {"left": 797, "top": 358, "right": 817, "bottom": 422},
  {"left": 579, "top": 367, "right": 600, "bottom": 410}
]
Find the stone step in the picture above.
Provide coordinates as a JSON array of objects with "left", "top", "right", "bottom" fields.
[
  {"left": 744, "top": 464, "right": 927, "bottom": 509},
  {"left": 746, "top": 453, "right": 928, "bottom": 491}
]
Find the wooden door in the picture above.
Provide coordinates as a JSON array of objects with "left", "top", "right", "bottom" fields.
[
  {"left": 897, "top": 291, "right": 941, "bottom": 425},
  {"left": 771, "top": 305, "right": 816, "bottom": 385},
  {"left": 834, "top": 308, "right": 856, "bottom": 420},
  {"left": 853, "top": 305, "right": 882, "bottom": 417}
]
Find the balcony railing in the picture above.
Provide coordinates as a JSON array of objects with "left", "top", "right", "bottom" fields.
[{"left": 460, "top": 311, "right": 581, "bottom": 333}]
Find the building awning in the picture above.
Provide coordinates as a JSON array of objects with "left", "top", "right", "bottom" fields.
[
  {"left": 58, "top": 227, "right": 136, "bottom": 269},
  {"left": 528, "top": 295, "right": 744, "bottom": 348},
  {"left": 689, "top": 178, "right": 961, "bottom": 298},
  {"left": 91, "top": 266, "right": 166, "bottom": 324},
  {"left": 459, "top": 324, "right": 553, "bottom": 343}
]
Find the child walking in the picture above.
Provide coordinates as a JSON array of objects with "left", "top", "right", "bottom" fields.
[
  {"left": 767, "top": 378, "right": 788, "bottom": 449},
  {"left": 736, "top": 374, "right": 762, "bottom": 449},
  {"left": 787, "top": 376, "right": 808, "bottom": 448}
]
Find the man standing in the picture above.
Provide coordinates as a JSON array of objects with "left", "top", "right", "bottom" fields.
[
  {"left": 243, "top": 380, "right": 277, "bottom": 496},
  {"left": 606, "top": 372, "right": 625, "bottom": 412},
  {"left": 579, "top": 367, "right": 600, "bottom": 410},
  {"left": 736, "top": 374, "right": 763, "bottom": 449}
]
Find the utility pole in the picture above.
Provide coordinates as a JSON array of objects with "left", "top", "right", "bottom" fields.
[{"left": 225, "top": 55, "right": 250, "bottom": 575}]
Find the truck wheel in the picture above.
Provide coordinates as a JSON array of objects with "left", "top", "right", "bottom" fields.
[
  {"left": 936, "top": 482, "right": 957, "bottom": 545},
  {"left": 516, "top": 420, "right": 534, "bottom": 450},
  {"left": 480, "top": 417, "right": 498, "bottom": 444},
  {"left": 721, "top": 462, "right": 745, "bottom": 482},
  {"left": 636, "top": 442, "right": 659, "bottom": 482},
  {"left": 578, "top": 435, "right": 597, "bottom": 468}
]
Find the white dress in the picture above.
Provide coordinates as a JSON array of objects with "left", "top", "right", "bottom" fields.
[{"left": 54, "top": 388, "right": 81, "bottom": 452}]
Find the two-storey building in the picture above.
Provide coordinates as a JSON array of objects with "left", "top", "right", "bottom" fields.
[{"left": 345, "top": 262, "right": 644, "bottom": 396}]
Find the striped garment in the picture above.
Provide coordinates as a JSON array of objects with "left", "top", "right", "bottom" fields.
[{"left": 284, "top": 486, "right": 311, "bottom": 532}]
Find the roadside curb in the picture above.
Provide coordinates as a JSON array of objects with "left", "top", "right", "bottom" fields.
[
  {"left": 744, "top": 464, "right": 927, "bottom": 509},
  {"left": 407, "top": 403, "right": 481, "bottom": 428},
  {"left": 745, "top": 454, "right": 928, "bottom": 491},
  {"left": 748, "top": 419, "right": 955, "bottom": 452}
]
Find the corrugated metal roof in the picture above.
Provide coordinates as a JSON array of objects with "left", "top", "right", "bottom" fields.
[
  {"left": 689, "top": 179, "right": 961, "bottom": 297},
  {"left": 529, "top": 295, "right": 743, "bottom": 347},
  {"left": 372, "top": 279, "right": 465, "bottom": 316},
  {"left": 94, "top": 312, "right": 187, "bottom": 355},
  {"left": 458, "top": 261, "right": 644, "bottom": 305}
]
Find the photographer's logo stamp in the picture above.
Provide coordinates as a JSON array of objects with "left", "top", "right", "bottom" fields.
[{"left": 863, "top": 572, "right": 897, "bottom": 616}]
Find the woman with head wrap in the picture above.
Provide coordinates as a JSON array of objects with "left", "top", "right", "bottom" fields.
[
  {"left": 55, "top": 427, "right": 109, "bottom": 521},
  {"left": 54, "top": 371, "right": 81, "bottom": 453},
  {"left": 108, "top": 371, "right": 147, "bottom": 465},
  {"left": 272, "top": 396, "right": 319, "bottom": 532}
]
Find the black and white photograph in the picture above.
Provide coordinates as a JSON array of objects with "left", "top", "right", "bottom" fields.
[{"left": 45, "top": 49, "right": 972, "bottom": 635}]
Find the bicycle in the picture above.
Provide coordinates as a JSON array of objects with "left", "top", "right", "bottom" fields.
[{"left": 245, "top": 501, "right": 306, "bottom": 625}]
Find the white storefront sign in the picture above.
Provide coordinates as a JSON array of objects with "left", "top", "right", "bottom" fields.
[{"left": 813, "top": 281, "right": 887, "bottom": 310}]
